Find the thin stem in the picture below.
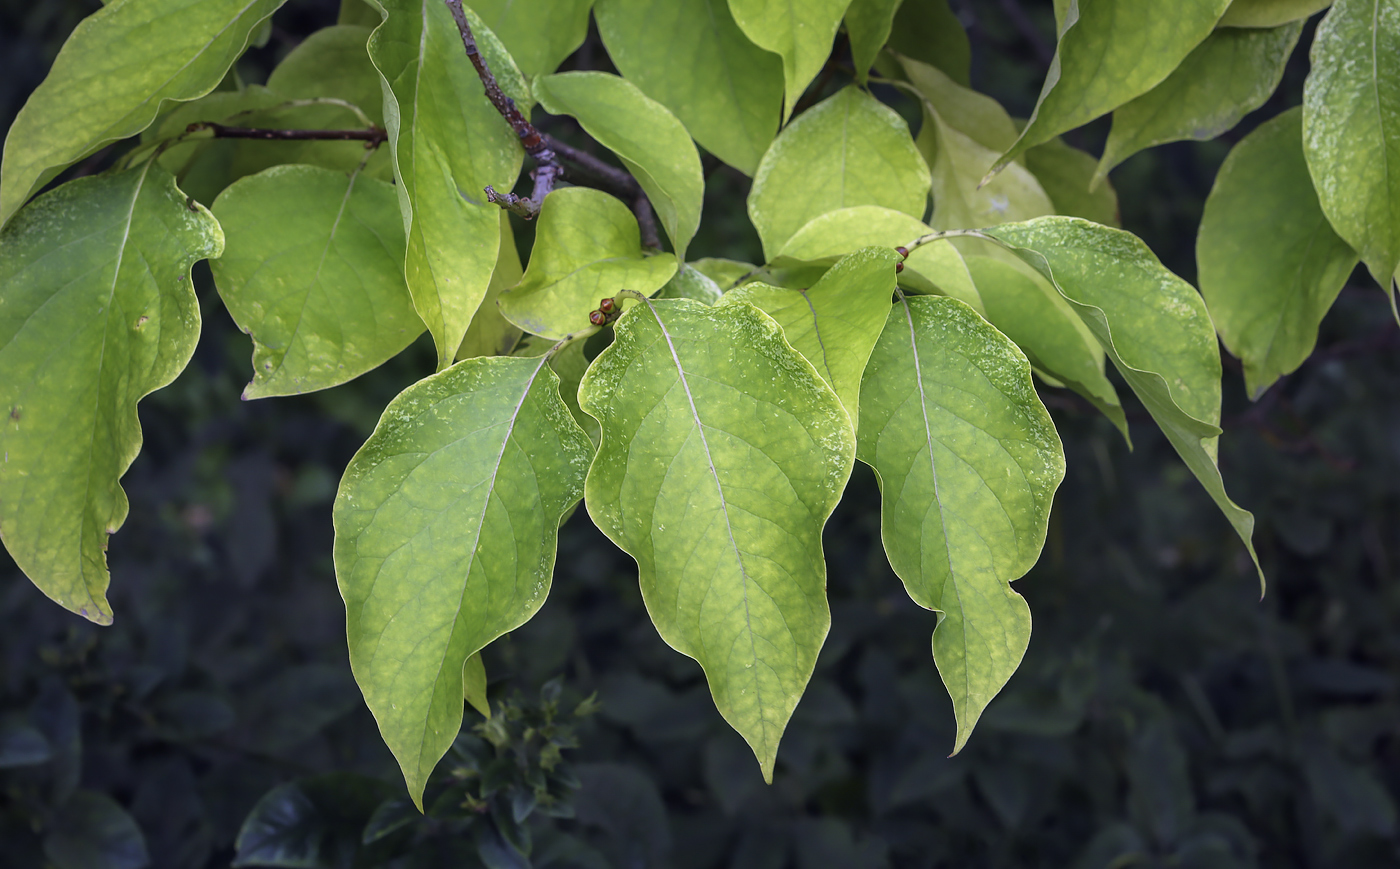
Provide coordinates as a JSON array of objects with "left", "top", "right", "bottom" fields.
[
  {"left": 544, "top": 324, "right": 601, "bottom": 361},
  {"left": 902, "top": 227, "right": 993, "bottom": 253},
  {"left": 185, "top": 122, "right": 387, "bottom": 147},
  {"left": 541, "top": 133, "right": 660, "bottom": 248}
]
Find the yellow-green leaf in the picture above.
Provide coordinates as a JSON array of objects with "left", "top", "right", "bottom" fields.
[
  {"left": 1218, "top": 0, "right": 1331, "bottom": 27},
  {"left": 465, "top": 0, "right": 593, "bottom": 76},
  {"left": 728, "top": 0, "right": 852, "bottom": 121}
]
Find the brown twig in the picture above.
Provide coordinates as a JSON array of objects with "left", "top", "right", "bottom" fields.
[
  {"left": 541, "top": 133, "right": 662, "bottom": 248},
  {"left": 186, "top": 122, "right": 387, "bottom": 147}
]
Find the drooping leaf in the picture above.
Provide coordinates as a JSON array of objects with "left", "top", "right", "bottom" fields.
[
  {"left": 232, "top": 774, "right": 393, "bottom": 868},
  {"left": 656, "top": 263, "right": 724, "bottom": 305},
  {"left": 466, "top": 0, "right": 593, "bottom": 76},
  {"left": 535, "top": 72, "right": 705, "bottom": 259},
  {"left": 991, "top": 0, "right": 1232, "bottom": 176},
  {"left": 43, "top": 791, "right": 149, "bottom": 869},
  {"left": 897, "top": 54, "right": 1018, "bottom": 151},
  {"left": 593, "top": 0, "right": 783, "bottom": 175},
  {"left": 918, "top": 104, "right": 1054, "bottom": 230},
  {"left": 457, "top": 211, "right": 525, "bottom": 360},
  {"left": 498, "top": 188, "right": 677, "bottom": 339},
  {"left": 1096, "top": 22, "right": 1302, "bottom": 184},
  {"left": 1302, "top": 0, "right": 1400, "bottom": 289},
  {"left": 845, "top": 0, "right": 903, "bottom": 84},
  {"left": 210, "top": 164, "right": 422, "bottom": 399},
  {"left": 721, "top": 247, "right": 900, "bottom": 423},
  {"left": 1198, "top": 107, "right": 1358, "bottom": 399},
  {"left": 0, "top": 165, "right": 222, "bottom": 624},
  {"left": 980, "top": 217, "right": 1262, "bottom": 585},
  {"left": 1218, "top": 0, "right": 1331, "bottom": 27},
  {"left": 727, "top": 0, "right": 852, "bottom": 121},
  {"left": 1022, "top": 136, "right": 1120, "bottom": 227},
  {"left": 748, "top": 86, "right": 929, "bottom": 259},
  {"left": 886, "top": 0, "right": 970, "bottom": 86},
  {"left": 368, "top": 0, "right": 526, "bottom": 369},
  {"left": 0, "top": 0, "right": 286, "bottom": 227},
  {"left": 857, "top": 294, "right": 1063, "bottom": 753},
  {"left": 335, "top": 354, "right": 592, "bottom": 805},
  {"left": 579, "top": 299, "right": 855, "bottom": 779},
  {"left": 464, "top": 652, "right": 491, "bottom": 719}
]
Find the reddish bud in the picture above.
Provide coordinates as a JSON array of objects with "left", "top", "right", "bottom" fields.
[
  {"left": 895, "top": 261, "right": 905, "bottom": 273},
  {"left": 894, "top": 246, "right": 909, "bottom": 259},
  {"left": 598, "top": 298, "right": 616, "bottom": 314},
  {"left": 589, "top": 310, "right": 608, "bottom": 326}
]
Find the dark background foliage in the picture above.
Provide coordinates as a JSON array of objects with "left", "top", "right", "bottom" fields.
[{"left": 2, "top": 1, "right": 1398, "bottom": 867}]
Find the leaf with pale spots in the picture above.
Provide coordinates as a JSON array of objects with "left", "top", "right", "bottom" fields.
[{"left": 334, "top": 354, "right": 592, "bottom": 807}]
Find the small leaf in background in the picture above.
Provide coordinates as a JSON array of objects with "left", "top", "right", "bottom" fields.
[
  {"left": 1199, "top": 107, "right": 1358, "bottom": 398},
  {"left": 885, "top": 0, "right": 971, "bottom": 86},
  {"left": 466, "top": 0, "right": 592, "bottom": 77},
  {"left": 748, "top": 86, "right": 929, "bottom": 259},
  {"left": 656, "top": 263, "right": 724, "bottom": 305},
  {"left": 1218, "top": 0, "right": 1332, "bottom": 27},
  {"left": 845, "top": 0, "right": 902, "bottom": 84},
  {"left": 897, "top": 54, "right": 1018, "bottom": 152},
  {"left": 457, "top": 211, "right": 525, "bottom": 361},
  {"left": 498, "top": 188, "right": 677, "bottom": 339},
  {"left": 580, "top": 299, "right": 854, "bottom": 779},
  {"left": 721, "top": 247, "right": 899, "bottom": 424},
  {"left": 691, "top": 257, "right": 760, "bottom": 290},
  {"left": 727, "top": 0, "right": 852, "bottom": 121},
  {"left": 232, "top": 773, "right": 393, "bottom": 868},
  {"left": 991, "top": 0, "right": 1232, "bottom": 175},
  {"left": 983, "top": 217, "right": 1262, "bottom": 586},
  {"left": 1022, "top": 136, "right": 1121, "bottom": 227},
  {"left": 574, "top": 764, "right": 673, "bottom": 867},
  {"left": 0, "top": 722, "right": 51, "bottom": 768},
  {"left": 211, "top": 164, "right": 422, "bottom": 398},
  {"left": 0, "top": 0, "right": 286, "bottom": 226},
  {"left": 334, "top": 355, "right": 592, "bottom": 804},
  {"left": 0, "top": 165, "right": 222, "bottom": 624},
  {"left": 594, "top": 0, "right": 782, "bottom": 176},
  {"left": 464, "top": 651, "right": 491, "bottom": 719},
  {"left": 858, "top": 295, "right": 1063, "bottom": 753},
  {"left": 1303, "top": 0, "right": 1400, "bottom": 290},
  {"left": 44, "top": 791, "right": 149, "bottom": 869},
  {"left": 1095, "top": 22, "right": 1303, "bottom": 184},
  {"left": 535, "top": 72, "right": 705, "bottom": 259}
]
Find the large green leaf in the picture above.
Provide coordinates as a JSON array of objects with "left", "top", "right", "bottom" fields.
[
  {"left": 991, "top": 0, "right": 1232, "bottom": 176},
  {"left": 720, "top": 247, "right": 900, "bottom": 423},
  {"left": 465, "top": 0, "right": 593, "bottom": 76},
  {"left": 457, "top": 211, "right": 525, "bottom": 360},
  {"left": 0, "top": 0, "right": 286, "bottom": 227},
  {"left": 1219, "top": 0, "right": 1331, "bottom": 27},
  {"left": 210, "top": 164, "right": 422, "bottom": 399},
  {"left": 1096, "top": 22, "right": 1302, "bottom": 184},
  {"left": 1022, "top": 136, "right": 1120, "bottom": 227},
  {"left": 0, "top": 164, "right": 223, "bottom": 624},
  {"left": 845, "top": 0, "right": 903, "bottom": 84},
  {"left": 980, "top": 217, "right": 1261, "bottom": 585},
  {"left": 497, "top": 188, "right": 678, "bottom": 339},
  {"left": 886, "top": 0, "right": 970, "bottom": 86},
  {"left": 335, "top": 354, "right": 592, "bottom": 806},
  {"left": 579, "top": 299, "right": 854, "bottom": 778},
  {"left": 1303, "top": 0, "right": 1400, "bottom": 289},
  {"left": 1198, "top": 108, "right": 1358, "bottom": 399},
  {"left": 593, "top": 0, "right": 783, "bottom": 175},
  {"left": 857, "top": 294, "right": 1063, "bottom": 753},
  {"left": 368, "top": 0, "right": 526, "bottom": 370},
  {"left": 728, "top": 0, "right": 852, "bottom": 121},
  {"left": 748, "top": 86, "right": 929, "bottom": 260},
  {"left": 535, "top": 72, "right": 705, "bottom": 259}
]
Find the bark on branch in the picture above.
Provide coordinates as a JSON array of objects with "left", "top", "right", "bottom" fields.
[{"left": 186, "top": 122, "right": 387, "bottom": 147}]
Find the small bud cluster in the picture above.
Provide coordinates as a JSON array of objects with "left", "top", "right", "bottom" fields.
[{"left": 589, "top": 297, "right": 621, "bottom": 327}]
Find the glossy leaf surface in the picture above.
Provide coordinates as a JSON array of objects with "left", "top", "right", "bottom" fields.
[
  {"left": 0, "top": 165, "right": 222, "bottom": 625},
  {"left": 1199, "top": 108, "right": 1358, "bottom": 398},
  {"left": 1219, "top": 0, "right": 1331, "bottom": 27},
  {"left": 335, "top": 355, "right": 592, "bottom": 805},
  {"left": 580, "top": 299, "right": 854, "bottom": 779},
  {"left": 466, "top": 0, "right": 593, "bottom": 76},
  {"left": 728, "top": 0, "right": 852, "bottom": 121},
  {"left": 858, "top": 295, "right": 1063, "bottom": 753}
]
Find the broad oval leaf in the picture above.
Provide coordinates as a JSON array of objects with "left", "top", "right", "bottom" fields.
[
  {"left": 1218, "top": 0, "right": 1331, "bottom": 27},
  {"left": 981, "top": 217, "right": 1262, "bottom": 585},
  {"left": 594, "top": 0, "right": 783, "bottom": 175},
  {"left": 1303, "top": 0, "right": 1400, "bottom": 288},
  {"left": 1096, "top": 22, "right": 1302, "bottom": 184},
  {"left": 466, "top": 0, "right": 593, "bottom": 77},
  {"left": 748, "top": 86, "right": 929, "bottom": 260},
  {"left": 1198, "top": 108, "right": 1358, "bottom": 399},
  {"left": 0, "top": 0, "right": 286, "bottom": 227},
  {"left": 0, "top": 164, "right": 223, "bottom": 624},
  {"left": 991, "top": 0, "right": 1232, "bottom": 176},
  {"left": 728, "top": 0, "right": 852, "bottom": 121},
  {"left": 498, "top": 188, "right": 678, "bottom": 339},
  {"left": 579, "top": 299, "right": 855, "bottom": 779},
  {"left": 857, "top": 294, "right": 1064, "bottom": 753},
  {"left": 535, "top": 72, "right": 705, "bottom": 259},
  {"left": 369, "top": 0, "right": 526, "bottom": 369},
  {"left": 334, "top": 354, "right": 593, "bottom": 805}
]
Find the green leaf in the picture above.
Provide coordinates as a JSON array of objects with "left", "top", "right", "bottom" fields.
[
  {"left": 43, "top": 791, "right": 149, "bottom": 869},
  {"left": 1303, "top": 0, "right": 1400, "bottom": 289},
  {"left": 1198, "top": 107, "right": 1358, "bottom": 399},
  {"left": 514, "top": 334, "right": 600, "bottom": 445},
  {"left": 657, "top": 263, "right": 724, "bottom": 305},
  {"left": 233, "top": 774, "right": 393, "bottom": 868},
  {"left": 845, "top": 0, "right": 903, "bottom": 84},
  {"left": 457, "top": 212, "right": 525, "bottom": 361},
  {"left": 691, "top": 257, "right": 760, "bottom": 289},
  {"left": 0, "top": 0, "right": 286, "bottom": 227},
  {"left": 535, "top": 72, "right": 705, "bottom": 259},
  {"left": 267, "top": 25, "right": 385, "bottom": 126},
  {"left": 963, "top": 256, "right": 1126, "bottom": 437},
  {"left": 1218, "top": 0, "right": 1331, "bottom": 27},
  {"left": 0, "top": 165, "right": 223, "bottom": 625},
  {"left": 498, "top": 188, "right": 677, "bottom": 339},
  {"left": 579, "top": 299, "right": 854, "bottom": 779},
  {"left": 1096, "top": 22, "right": 1302, "bottom": 184},
  {"left": 885, "top": 0, "right": 970, "bottom": 87},
  {"left": 980, "top": 217, "right": 1262, "bottom": 586},
  {"left": 334, "top": 354, "right": 592, "bottom": 806},
  {"left": 728, "top": 0, "right": 852, "bottom": 121},
  {"left": 593, "top": 0, "right": 783, "bottom": 175},
  {"left": 720, "top": 247, "right": 900, "bottom": 423},
  {"left": 990, "top": 0, "right": 1232, "bottom": 177},
  {"left": 210, "top": 164, "right": 422, "bottom": 399},
  {"left": 369, "top": 0, "right": 526, "bottom": 370},
  {"left": 464, "top": 651, "right": 491, "bottom": 719},
  {"left": 918, "top": 104, "right": 1054, "bottom": 230},
  {"left": 857, "top": 295, "right": 1063, "bottom": 753},
  {"left": 341, "top": 0, "right": 383, "bottom": 26},
  {"left": 466, "top": 0, "right": 593, "bottom": 77},
  {"left": 1022, "top": 136, "right": 1120, "bottom": 227},
  {"left": 143, "top": 86, "right": 285, "bottom": 206},
  {"left": 749, "top": 86, "right": 928, "bottom": 260},
  {"left": 896, "top": 54, "right": 1018, "bottom": 151}
]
